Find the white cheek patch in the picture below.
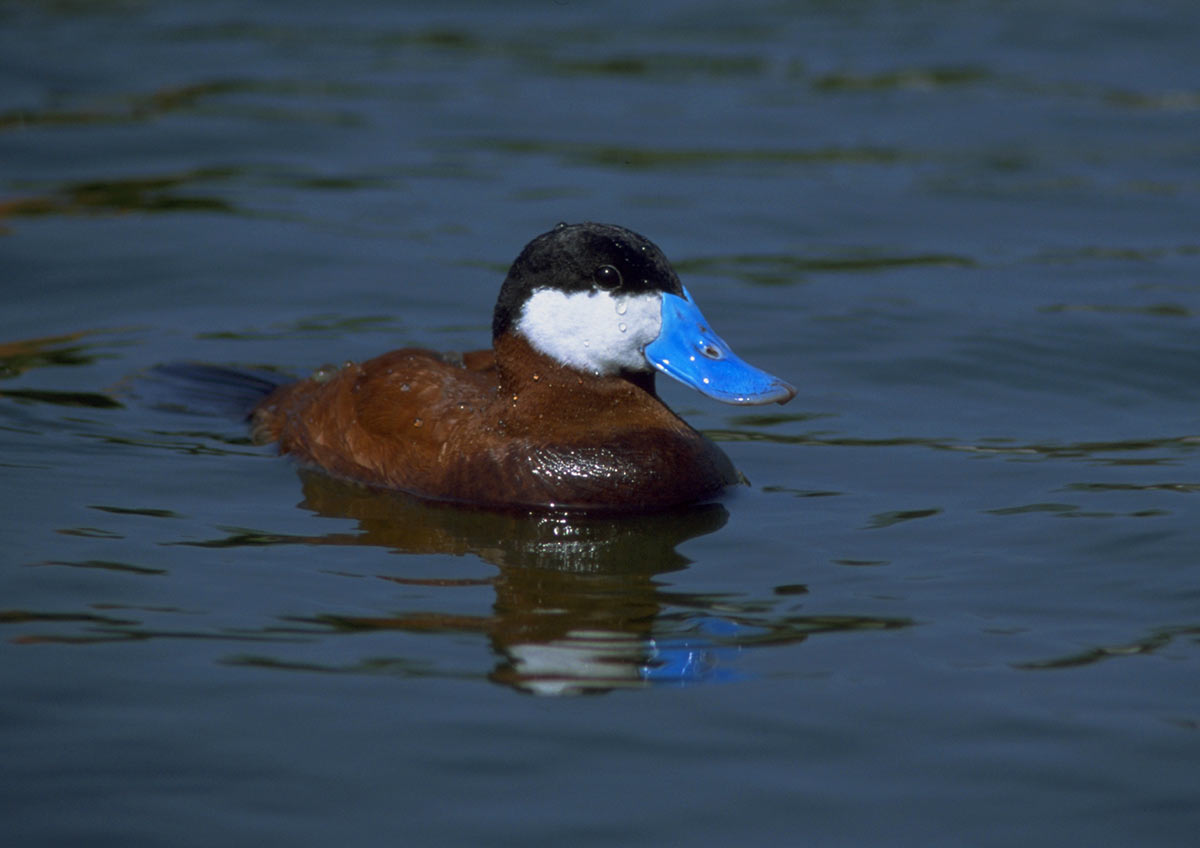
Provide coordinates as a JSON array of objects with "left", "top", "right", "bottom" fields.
[{"left": 516, "top": 289, "right": 663, "bottom": 376}]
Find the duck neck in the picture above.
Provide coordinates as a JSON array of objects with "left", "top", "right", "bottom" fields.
[{"left": 493, "top": 333, "right": 659, "bottom": 399}]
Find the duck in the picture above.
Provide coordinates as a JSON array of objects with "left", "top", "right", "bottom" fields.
[{"left": 248, "top": 222, "right": 795, "bottom": 511}]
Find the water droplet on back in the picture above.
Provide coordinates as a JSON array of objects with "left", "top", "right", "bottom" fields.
[{"left": 311, "top": 364, "right": 337, "bottom": 383}]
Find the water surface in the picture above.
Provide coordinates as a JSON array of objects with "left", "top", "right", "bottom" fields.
[{"left": 2, "top": 1, "right": 1198, "bottom": 845}]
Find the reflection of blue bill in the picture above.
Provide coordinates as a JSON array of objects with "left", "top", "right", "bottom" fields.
[{"left": 642, "top": 617, "right": 745, "bottom": 685}]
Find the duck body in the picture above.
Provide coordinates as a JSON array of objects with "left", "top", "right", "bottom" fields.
[
  {"left": 250, "top": 223, "right": 795, "bottom": 511},
  {"left": 254, "top": 334, "right": 738, "bottom": 510}
]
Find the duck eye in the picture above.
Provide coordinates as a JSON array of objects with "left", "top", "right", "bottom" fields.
[{"left": 594, "top": 264, "right": 622, "bottom": 290}]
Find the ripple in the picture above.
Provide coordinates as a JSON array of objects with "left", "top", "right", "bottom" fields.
[
  {"left": 221, "top": 654, "right": 454, "bottom": 678},
  {"left": 544, "top": 52, "right": 766, "bottom": 80},
  {"left": 1104, "top": 88, "right": 1200, "bottom": 111},
  {"left": 987, "top": 502, "right": 1169, "bottom": 519},
  {"left": 1015, "top": 625, "right": 1200, "bottom": 670},
  {"left": 76, "top": 429, "right": 261, "bottom": 457},
  {"left": 167, "top": 527, "right": 317, "bottom": 549},
  {"left": 812, "top": 65, "right": 989, "bottom": 92},
  {"left": 172, "top": 21, "right": 481, "bottom": 53},
  {"left": 0, "top": 170, "right": 236, "bottom": 226},
  {"left": 708, "top": 430, "right": 1200, "bottom": 465},
  {"left": 0, "top": 80, "right": 238, "bottom": 130},
  {"left": 1039, "top": 303, "right": 1193, "bottom": 318},
  {"left": 2, "top": 604, "right": 310, "bottom": 646},
  {"left": 1065, "top": 481, "right": 1200, "bottom": 493},
  {"left": 0, "top": 78, "right": 365, "bottom": 132},
  {"left": 479, "top": 138, "right": 912, "bottom": 171},
  {"left": 762, "top": 486, "right": 843, "bottom": 498},
  {"left": 705, "top": 430, "right": 948, "bottom": 446},
  {"left": 0, "top": 330, "right": 124, "bottom": 380},
  {"left": 655, "top": 611, "right": 913, "bottom": 648},
  {"left": 35, "top": 559, "right": 166, "bottom": 576},
  {"left": 1033, "top": 244, "right": 1200, "bottom": 264},
  {"left": 676, "top": 250, "right": 975, "bottom": 285},
  {"left": 55, "top": 527, "right": 123, "bottom": 539},
  {"left": 1, "top": 609, "right": 140, "bottom": 645},
  {"left": 195, "top": 314, "right": 397, "bottom": 341},
  {"left": 866, "top": 508, "right": 941, "bottom": 530},
  {"left": 727, "top": 411, "right": 834, "bottom": 427},
  {"left": 89, "top": 505, "right": 184, "bottom": 518},
  {"left": 0, "top": 389, "right": 122, "bottom": 409}
]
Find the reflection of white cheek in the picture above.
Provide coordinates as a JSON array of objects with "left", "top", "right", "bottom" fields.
[
  {"left": 508, "top": 631, "right": 646, "bottom": 695},
  {"left": 518, "top": 290, "right": 663, "bottom": 375}
]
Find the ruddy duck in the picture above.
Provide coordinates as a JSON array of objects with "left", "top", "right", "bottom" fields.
[{"left": 250, "top": 222, "right": 795, "bottom": 510}]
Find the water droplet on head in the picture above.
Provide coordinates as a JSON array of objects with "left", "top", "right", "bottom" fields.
[
  {"left": 583, "top": 339, "right": 590, "bottom": 347},
  {"left": 399, "top": 383, "right": 410, "bottom": 392},
  {"left": 618, "top": 323, "right": 627, "bottom": 333},
  {"left": 413, "top": 417, "right": 423, "bottom": 427},
  {"left": 615, "top": 301, "right": 627, "bottom": 315}
]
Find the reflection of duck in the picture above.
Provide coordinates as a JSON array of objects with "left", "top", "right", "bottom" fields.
[
  {"left": 295, "top": 471, "right": 731, "bottom": 695},
  {"left": 181, "top": 473, "right": 911, "bottom": 695},
  {"left": 245, "top": 222, "right": 794, "bottom": 510}
]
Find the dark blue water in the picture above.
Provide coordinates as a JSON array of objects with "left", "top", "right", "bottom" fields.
[{"left": 3, "top": 1, "right": 1199, "bottom": 845}]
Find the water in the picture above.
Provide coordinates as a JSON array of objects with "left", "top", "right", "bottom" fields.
[{"left": 3, "top": 1, "right": 1199, "bottom": 845}]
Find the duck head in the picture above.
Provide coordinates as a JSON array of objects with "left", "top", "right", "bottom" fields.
[{"left": 492, "top": 222, "right": 796, "bottom": 405}]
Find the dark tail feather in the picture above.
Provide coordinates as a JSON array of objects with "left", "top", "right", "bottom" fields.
[{"left": 141, "top": 363, "right": 291, "bottom": 419}]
